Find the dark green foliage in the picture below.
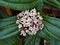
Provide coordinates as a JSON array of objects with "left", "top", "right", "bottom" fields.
[
  {"left": 0, "top": 0, "right": 60, "bottom": 45},
  {"left": 0, "top": 36, "right": 20, "bottom": 45},
  {"left": 0, "top": 0, "right": 38, "bottom": 10}
]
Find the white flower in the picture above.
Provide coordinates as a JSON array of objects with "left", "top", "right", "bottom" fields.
[
  {"left": 37, "top": 12, "right": 40, "bottom": 15},
  {"left": 35, "top": 26, "right": 39, "bottom": 31},
  {"left": 33, "top": 31, "right": 37, "bottom": 35},
  {"left": 23, "top": 33, "right": 26, "bottom": 36},
  {"left": 25, "top": 22, "right": 31, "bottom": 27},
  {"left": 28, "top": 32, "right": 32, "bottom": 35},
  {"left": 17, "top": 13, "right": 23, "bottom": 19},
  {"left": 16, "top": 8, "right": 44, "bottom": 36},
  {"left": 40, "top": 24, "right": 44, "bottom": 30},
  {"left": 26, "top": 30, "right": 29, "bottom": 33},
  {"left": 20, "top": 18, "right": 26, "bottom": 24},
  {"left": 20, "top": 30, "right": 26, "bottom": 36},
  {"left": 30, "top": 8, "right": 36, "bottom": 13},
  {"left": 18, "top": 24, "right": 22, "bottom": 28},
  {"left": 29, "top": 13, "right": 33, "bottom": 16},
  {"left": 24, "top": 10, "right": 29, "bottom": 15},
  {"left": 16, "top": 20, "right": 19, "bottom": 24},
  {"left": 23, "top": 16, "right": 28, "bottom": 19},
  {"left": 38, "top": 16, "right": 43, "bottom": 20},
  {"left": 20, "top": 30, "right": 25, "bottom": 35},
  {"left": 33, "top": 19, "right": 38, "bottom": 24},
  {"left": 26, "top": 17, "right": 32, "bottom": 22},
  {"left": 29, "top": 27, "right": 33, "bottom": 31}
]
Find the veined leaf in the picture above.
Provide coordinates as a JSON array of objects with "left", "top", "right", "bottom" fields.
[
  {"left": 29, "top": 36, "right": 35, "bottom": 45},
  {"left": 34, "top": 35, "right": 40, "bottom": 45},
  {"left": 0, "top": 36, "right": 20, "bottom": 45},
  {"left": 43, "top": 0, "right": 60, "bottom": 9},
  {"left": 0, "top": 24, "right": 17, "bottom": 34},
  {"left": 38, "top": 29, "right": 50, "bottom": 40},
  {"left": 4, "top": 0, "right": 35, "bottom": 3},
  {"left": 0, "top": 24, "right": 19, "bottom": 39},
  {"left": 25, "top": 35, "right": 40, "bottom": 45},
  {"left": 0, "top": 16, "right": 19, "bottom": 39},
  {"left": 0, "top": 31, "right": 19, "bottom": 39},
  {"left": 44, "top": 21, "right": 60, "bottom": 40},
  {"left": 40, "top": 13, "right": 60, "bottom": 40},
  {"left": 0, "top": 16, "right": 17, "bottom": 28},
  {"left": 47, "top": 0, "right": 60, "bottom": 6},
  {"left": 43, "top": 15, "right": 60, "bottom": 28},
  {"left": 24, "top": 35, "right": 35, "bottom": 45},
  {"left": 0, "top": 0, "right": 38, "bottom": 10},
  {"left": 0, "top": 16, "right": 17, "bottom": 21},
  {"left": 36, "top": 0, "right": 43, "bottom": 14},
  {"left": 0, "top": 16, "right": 20, "bottom": 45},
  {"left": 50, "top": 38, "right": 60, "bottom": 45}
]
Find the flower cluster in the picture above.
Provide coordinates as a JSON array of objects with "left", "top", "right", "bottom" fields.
[{"left": 16, "top": 8, "right": 44, "bottom": 36}]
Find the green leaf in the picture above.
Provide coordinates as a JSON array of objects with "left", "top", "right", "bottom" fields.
[
  {"left": 0, "top": 16, "right": 20, "bottom": 45},
  {"left": 50, "top": 38, "right": 56, "bottom": 45},
  {"left": 25, "top": 35, "right": 40, "bottom": 45},
  {"left": 0, "top": 0, "right": 38, "bottom": 10},
  {"left": 24, "top": 35, "right": 35, "bottom": 45},
  {"left": 50, "top": 38, "right": 60, "bottom": 45},
  {"left": 0, "top": 16, "right": 19, "bottom": 39},
  {"left": 43, "top": 15, "right": 60, "bottom": 28},
  {"left": 35, "top": 0, "right": 43, "bottom": 14},
  {"left": 0, "top": 16, "right": 17, "bottom": 28},
  {"left": 0, "top": 36, "right": 20, "bottom": 45},
  {"left": 44, "top": 21, "right": 60, "bottom": 40},
  {"left": 38, "top": 29, "right": 50, "bottom": 40},
  {"left": 55, "top": 40, "right": 60, "bottom": 45},
  {"left": 47, "top": 0, "right": 60, "bottom": 6},
  {"left": 0, "top": 30, "right": 19, "bottom": 39},
  {"left": 0, "top": 24, "right": 19, "bottom": 39},
  {"left": 57, "top": 0, "right": 60, "bottom": 3},
  {"left": 0, "top": 9, "right": 8, "bottom": 18},
  {"left": 34, "top": 35, "right": 40, "bottom": 45},
  {"left": 43, "top": 0, "right": 60, "bottom": 9},
  {"left": 0, "top": 16, "right": 17, "bottom": 21},
  {"left": 5, "top": 0, "right": 35, "bottom": 3},
  {"left": 41, "top": 14, "right": 60, "bottom": 40},
  {"left": 0, "top": 24, "right": 17, "bottom": 35}
]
